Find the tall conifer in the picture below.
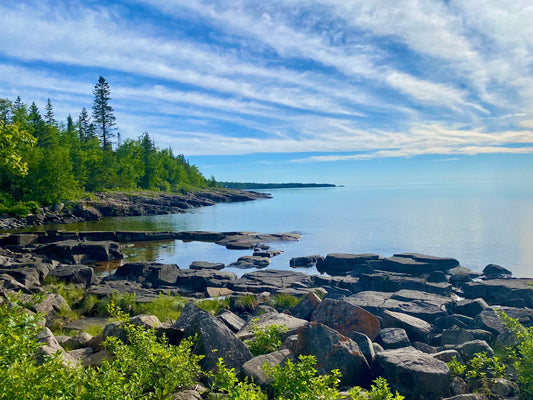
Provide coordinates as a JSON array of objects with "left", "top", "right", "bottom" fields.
[{"left": 92, "top": 76, "right": 116, "bottom": 150}]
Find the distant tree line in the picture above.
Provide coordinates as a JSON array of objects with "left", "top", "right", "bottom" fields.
[
  {"left": 219, "top": 182, "right": 336, "bottom": 189},
  {"left": 0, "top": 76, "right": 214, "bottom": 210}
]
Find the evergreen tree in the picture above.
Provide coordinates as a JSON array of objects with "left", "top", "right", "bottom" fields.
[
  {"left": 78, "top": 107, "right": 91, "bottom": 142},
  {"left": 44, "top": 98, "right": 56, "bottom": 126},
  {"left": 66, "top": 114, "right": 75, "bottom": 136},
  {"left": 92, "top": 76, "right": 116, "bottom": 149},
  {"left": 28, "top": 102, "right": 44, "bottom": 131}
]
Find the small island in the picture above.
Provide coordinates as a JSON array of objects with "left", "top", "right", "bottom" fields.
[{"left": 219, "top": 182, "right": 338, "bottom": 190}]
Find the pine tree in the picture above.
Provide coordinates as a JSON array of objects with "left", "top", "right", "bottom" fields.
[
  {"left": 92, "top": 76, "right": 116, "bottom": 150},
  {"left": 78, "top": 107, "right": 90, "bottom": 142},
  {"left": 45, "top": 98, "right": 56, "bottom": 126}
]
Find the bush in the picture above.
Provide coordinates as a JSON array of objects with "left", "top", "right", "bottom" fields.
[
  {"left": 347, "top": 377, "right": 405, "bottom": 400},
  {"left": 245, "top": 318, "right": 289, "bottom": 356},
  {"left": 209, "top": 358, "right": 267, "bottom": 400},
  {"left": 268, "top": 293, "right": 301, "bottom": 310}
]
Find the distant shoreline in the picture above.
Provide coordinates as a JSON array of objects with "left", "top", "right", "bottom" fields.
[{"left": 219, "top": 182, "right": 338, "bottom": 190}]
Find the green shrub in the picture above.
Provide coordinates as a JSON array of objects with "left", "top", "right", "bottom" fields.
[
  {"left": 44, "top": 280, "right": 85, "bottom": 308},
  {"left": 264, "top": 355, "right": 341, "bottom": 400},
  {"left": 347, "top": 377, "right": 405, "bottom": 400},
  {"left": 269, "top": 293, "right": 301, "bottom": 310},
  {"left": 448, "top": 355, "right": 466, "bottom": 378},
  {"left": 209, "top": 358, "right": 267, "bottom": 400},
  {"left": 96, "top": 292, "right": 137, "bottom": 316},
  {"left": 245, "top": 318, "right": 289, "bottom": 356},
  {"left": 501, "top": 311, "right": 533, "bottom": 398}
]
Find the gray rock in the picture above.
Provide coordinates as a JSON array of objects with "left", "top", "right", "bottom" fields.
[
  {"left": 82, "top": 349, "right": 112, "bottom": 367},
  {"left": 296, "top": 323, "right": 371, "bottom": 387},
  {"left": 32, "top": 293, "right": 68, "bottom": 315},
  {"left": 433, "top": 349, "right": 461, "bottom": 363},
  {"left": 237, "top": 312, "right": 308, "bottom": 340},
  {"left": 189, "top": 261, "right": 225, "bottom": 270},
  {"left": 449, "top": 376, "right": 470, "bottom": 396},
  {"left": 454, "top": 298, "right": 489, "bottom": 318},
  {"left": 218, "top": 310, "right": 246, "bottom": 333},
  {"left": 171, "top": 390, "right": 203, "bottom": 400},
  {"left": 173, "top": 302, "right": 252, "bottom": 373},
  {"left": 36, "top": 240, "right": 122, "bottom": 264},
  {"left": 312, "top": 298, "right": 381, "bottom": 340},
  {"left": 382, "top": 310, "right": 433, "bottom": 344},
  {"left": 229, "top": 256, "right": 271, "bottom": 269},
  {"left": 242, "top": 349, "right": 294, "bottom": 387},
  {"left": 64, "top": 332, "right": 93, "bottom": 350},
  {"left": 113, "top": 262, "right": 180, "bottom": 287},
  {"left": 228, "top": 270, "right": 312, "bottom": 294},
  {"left": 474, "top": 309, "right": 505, "bottom": 336},
  {"left": 349, "top": 331, "right": 375, "bottom": 365},
  {"left": 68, "top": 347, "right": 94, "bottom": 362},
  {"left": 377, "top": 328, "right": 410, "bottom": 349},
  {"left": 280, "top": 334, "right": 299, "bottom": 354},
  {"left": 316, "top": 253, "right": 378, "bottom": 276},
  {"left": 435, "top": 314, "right": 475, "bottom": 330},
  {"left": 35, "top": 344, "right": 77, "bottom": 368},
  {"left": 49, "top": 264, "right": 94, "bottom": 287},
  {"left": 443, "top": 395, "right": 487, "bottom": 400},
  {"left": 289, "top": 255, "right": 322, "bottom": 268},
  {"left": 129, "top": 314, "right": 162, "bottom": 329},
  {"left": 483, "top": 264, "right": 512, "bottom": 279},
  {"left": 456, "top": 340, "right": 494, "bottom": 362},
  {"left": 289, "top": 291, "right": 321, "bottom": 320},
  {"left": 465, "top": 278, "right": 533, "bottom": 308},
  {"left": 375, "top": 347, "right": 450, "bottom": 400},
  {"left": 490, "top": 378, "right": 519, "bottom": 398},
  {"left": 441, "top": 328, "right": 475, "bottom": 346}
]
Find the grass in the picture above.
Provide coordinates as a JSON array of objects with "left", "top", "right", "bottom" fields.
[
  {"left": 84, "top": 323, "right": 105, "bottom": 337},
  {"left": 196, "top": 297, "right": 230, "bottom": 315},
  {"left": 268, "top": 293, "right": 301, "bottom": 310},
  {"left": 135, "top": 294, "right": 186, "bottom": 323}
]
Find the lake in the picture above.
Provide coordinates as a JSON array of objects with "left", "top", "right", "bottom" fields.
[{"left": 52, "top": 181, "right": 533, "bottom": 278}]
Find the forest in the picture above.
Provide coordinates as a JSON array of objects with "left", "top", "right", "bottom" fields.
[{"left": 0, "top": 77, "right": 215, "bottom": 215}]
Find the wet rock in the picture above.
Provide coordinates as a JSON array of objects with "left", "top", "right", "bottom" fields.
[
  {"left": 173, "top": 302, "right": 252, "bottom": 373},
  {"left": 375, "top": 347, "right": 450, "bottom": 400},
  {"left": 316, "top": 253, "right": 378, "bottom": 276},
  {"left": 296, "top": 322, "right": 371, "bottom": 387},
  {"left": 312, "top": 298, "right": 380, "bottom": 340}
]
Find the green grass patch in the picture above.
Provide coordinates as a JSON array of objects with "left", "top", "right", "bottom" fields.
[
  {"left": 196, "top": 297, "right": 230, "bottom": 315},
  {"left": 268, "top": 293, "right": 301, "bottom": 310},
  {"left": 135, "top": 294, "right": 186, "bottom": 323}
]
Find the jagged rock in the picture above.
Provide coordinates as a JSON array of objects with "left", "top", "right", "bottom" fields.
[
  {"left": 49, "top": 264, "right": 94, "bottom": 287},
  {"left": 463, "top": 278, "right": 533, "bottom": 308},
  {"left": 289, "top": 255, "right": 322, "bottom": 268},
  {"left": 316, "top": 253, "right": 377, "bottom": 276},
  {"left": 218, "top": 310, "right": 246, "bottom": 333},
  {"left": 435, "top": 314, "right": 475, "bottom": 330},
  {"left": 289, "top": 291, "right": 321, "bottom": 320},
  {"left": 72, "top": 204, "right": 102, "bottom": 221},
  {"left": 311, "top": 298, "right": 380, "bottom": 340},
  {"left": 31, "top": 293, "right": 68, "bottom": 315},
  {"left": 382, "top": 310, "right": 433, "bottom": 344},
  {"left": 237, "top": 312, "right": 308, "bottom": 340},
  {"left": 375, "top": 347, "right": 450, "bottom": 400},
  {"left": 175, "top": 269, "right": 237, "bottom": 294},
  {"left": 483, "top": 264, "right": 512, "bottom": 279},
  {"left": 242, "top": 349, "right": 294, "bottom": 387},
  {"left": 474, "top": 309, "right": 505, "bottom": 336},
  {"left": 350, "top": 331, "right": 375, "bottom": 365},
  {"left": 454, "top": 298, "right": 489, "bottom": 318},
  {"left": 173, "top": 302, "right": 252, "bottom": 373},
  {"left": 296, "top": 322, "right": 371, "bottom": 387},
  {"left": 377, "top": 328, "right": 410, "bottom": 349},
  {"left": 0, "top": 267, "right": 41, "bottom": 288},
  {"left": 456, "top": 340, "right": 494, "bottom": 362}
]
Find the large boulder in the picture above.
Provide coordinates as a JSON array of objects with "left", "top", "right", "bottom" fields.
[
  {"left": 295, "top": 322, "right": 371, "bottom": 387},
  {"left": 228, "top": 270, "right": 312, "bottom": 294},
  {"left": 311, "top": 298, "right": 380, "bottom": 340},
  {"left": 463, "top": 279, "right": 533, "bottom": 308},
  {"left": 113, "top": 262, "right": 180, "bottom": 287},
  {"left": 36, "top": 240, "right": 122, "bottom": 264},
  {"left": 242, "top": 349, "right": 294, "bottom": 388},
  {"left": 483, "top": 264, "right": 512, "bottom": 279},
  {"left": 237, "top": 312, "right": 308, "bottom": 340},
  {"left": 382, "top": 310, "right": 433, "bottom": 344},
  {"left": 289, "top": 291, "right": 322, "bottom": 320},
  {"left": 49, "top": 264, "right": 94, "bottom": 287},
  {"left": 173, "top": 302, "right": 252, "bottom": 373},
  {"left": 375, "top": 347, "right": 450, "bottom": 400},
  {"left": 377, "top": 328, "right": 410, "bottom": 349}
]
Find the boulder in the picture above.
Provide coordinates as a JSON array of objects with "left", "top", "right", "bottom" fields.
[
  {"left": 435, "top": 314, "right": 475, "bottom": 330},
  {"left": 64, "top": 332, "right": 93, "bottom": 350},
  {"left": 218, "top": 310, "right": 246, "bottom": 333},
  {"left": 237, "top": 312, "right": 308, "bottom": 340},
  {"left": 36, "top": 240, "right": 122, "bottom": 264},
  {"left": 382, "top": 310, "right": 433, "bottom": 344},
  {"left": 228, "top": 270, "right": 312, "bottom": 294},
  {"left": 453, "top": 298, "right": 489, "bottom": 318},
  {"left": 296, "top": 322, "right": 371, "bottom": 387},
  {"left": 175, "top": 269, "right": 237, "bottom": 294},
  {"left": 113, "top": 262, "right": 180, "bottom": 287},
  {"left": 312, "top": 298, "right": 380, "bottom": 340},
  {"left": 289, "top": 255, "right": 322, "bottom": 268},
  {"left": 377, "top": 328, "right": 410, "bottom": 349},
  {"left": 289, "top": 291, "right": 322, "bottom": 320},
  {"left": 49, "top": 264, "right": 94, "bottom": 287},
  {"left": 483, "top": 264, "right": 512, "bottom": 279},
  {"left": 316, "top": 253, "right": 377, "bottom": 276},
  {"left": 463, "top": 279, "right": 533, "bottom": 308},
  {"left": 456, "top": 340, "right": 494, "bottom": 362},
  {"left": 228, "top": 256, "right": 271, "bottom": 269},
  {"left": 474, "top": 309, "right": 505, "bottom": 336},
  {"left": 349, "top": 331, "right": 375, "bottom": 365},
  {"left": 393, "top": 253, "right": 460, "bottom": 271},
  {"left": 173, "top": 302, "right": 252, "bottom": 373},
  {"left": 242, "top": 349, "right": 294, "bottom": 387},
  {"left": 375, "top": 347, "right": 450, "bottom": 400}
]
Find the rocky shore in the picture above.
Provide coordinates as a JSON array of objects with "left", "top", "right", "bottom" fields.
[
  {"left": 1, "top": 229, "right": 531, "bottom": 399},
  {"left": 0, "top": 189, "right": 271, "bottom": 230}
]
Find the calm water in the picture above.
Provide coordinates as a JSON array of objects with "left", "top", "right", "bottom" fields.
[{"left": 53, "top": 182, "right": 533, "bottom": 277}]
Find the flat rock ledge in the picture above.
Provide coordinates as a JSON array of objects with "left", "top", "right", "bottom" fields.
[{"left": 1, "top": 236, "right": 530, "bottom": 399}]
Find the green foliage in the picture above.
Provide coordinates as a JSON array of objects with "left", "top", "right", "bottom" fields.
[
  {"left": 465, "top": 352, "right": 506, "bottom": 381},
  {"left": 501, "top": 311, "right": 533, "bottom": 398},
  {"left": 448, "top": 355, "right": 467, "bottom": 378},
  {"left": 209, "top": 358, "right": 267, "bottom": 400},
  {"left": 96, "top": 291, "right": 137, "bottom": 317},
  {"left": 347, "top": 377, "right": 405, "bottom": 400},
  {"left": 196, "top": 297, "right": 230, "bottom": 315},
  {"left": 264, "top": 355, "right": 341, "bottom": 400},
  {"left": 44, "top": 279, "right": 85, "bottom": 308},
  {"left": 83, "top": 323, "right": 105, "bottom": 337},
  {"left": 135, "top": 294, "right": 186, "bottom": 322},
  {"left": 245, "top": 319, "right": 289, "bottom": 356},
  {"left": 268, "top": 293, "right": 301, "bottom": 310}
]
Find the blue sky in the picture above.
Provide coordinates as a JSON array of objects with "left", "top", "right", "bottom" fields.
[{"left": 0, "top": 0, "right": 532, "bottom": 184}]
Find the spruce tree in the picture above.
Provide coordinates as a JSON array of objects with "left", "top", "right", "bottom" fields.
[
  {"left": 44, "top": 98, "right": 56, "bottom": 126},
  {"left": 78, "top": 107, "right": 91, "bottom": 142},
  {"left": 92, "top": 76, "right": 116, "bottom": 150}
]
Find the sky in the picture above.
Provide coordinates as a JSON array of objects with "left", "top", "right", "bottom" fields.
[{"left": 0, "top": 0, "right": 532, "bottom": 185}]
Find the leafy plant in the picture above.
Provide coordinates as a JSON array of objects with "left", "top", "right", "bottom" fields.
[
  {"left": 209, "top": 358, "right": 267, "bottom": 400},
  {"left": 347, "top": 377, "right": 405, "bottom": 400},
  {"left": 269, "top": 293, "right": 301, "bottom": 310},
  {"left": 448, "top": 355, "right": 467, "bottom": 378},
  {"left": 264, "top": 355, "right": 341, "bottom": 400},
  {"left": 245, "top": 319, "right": 289, "bottom": 356}
]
